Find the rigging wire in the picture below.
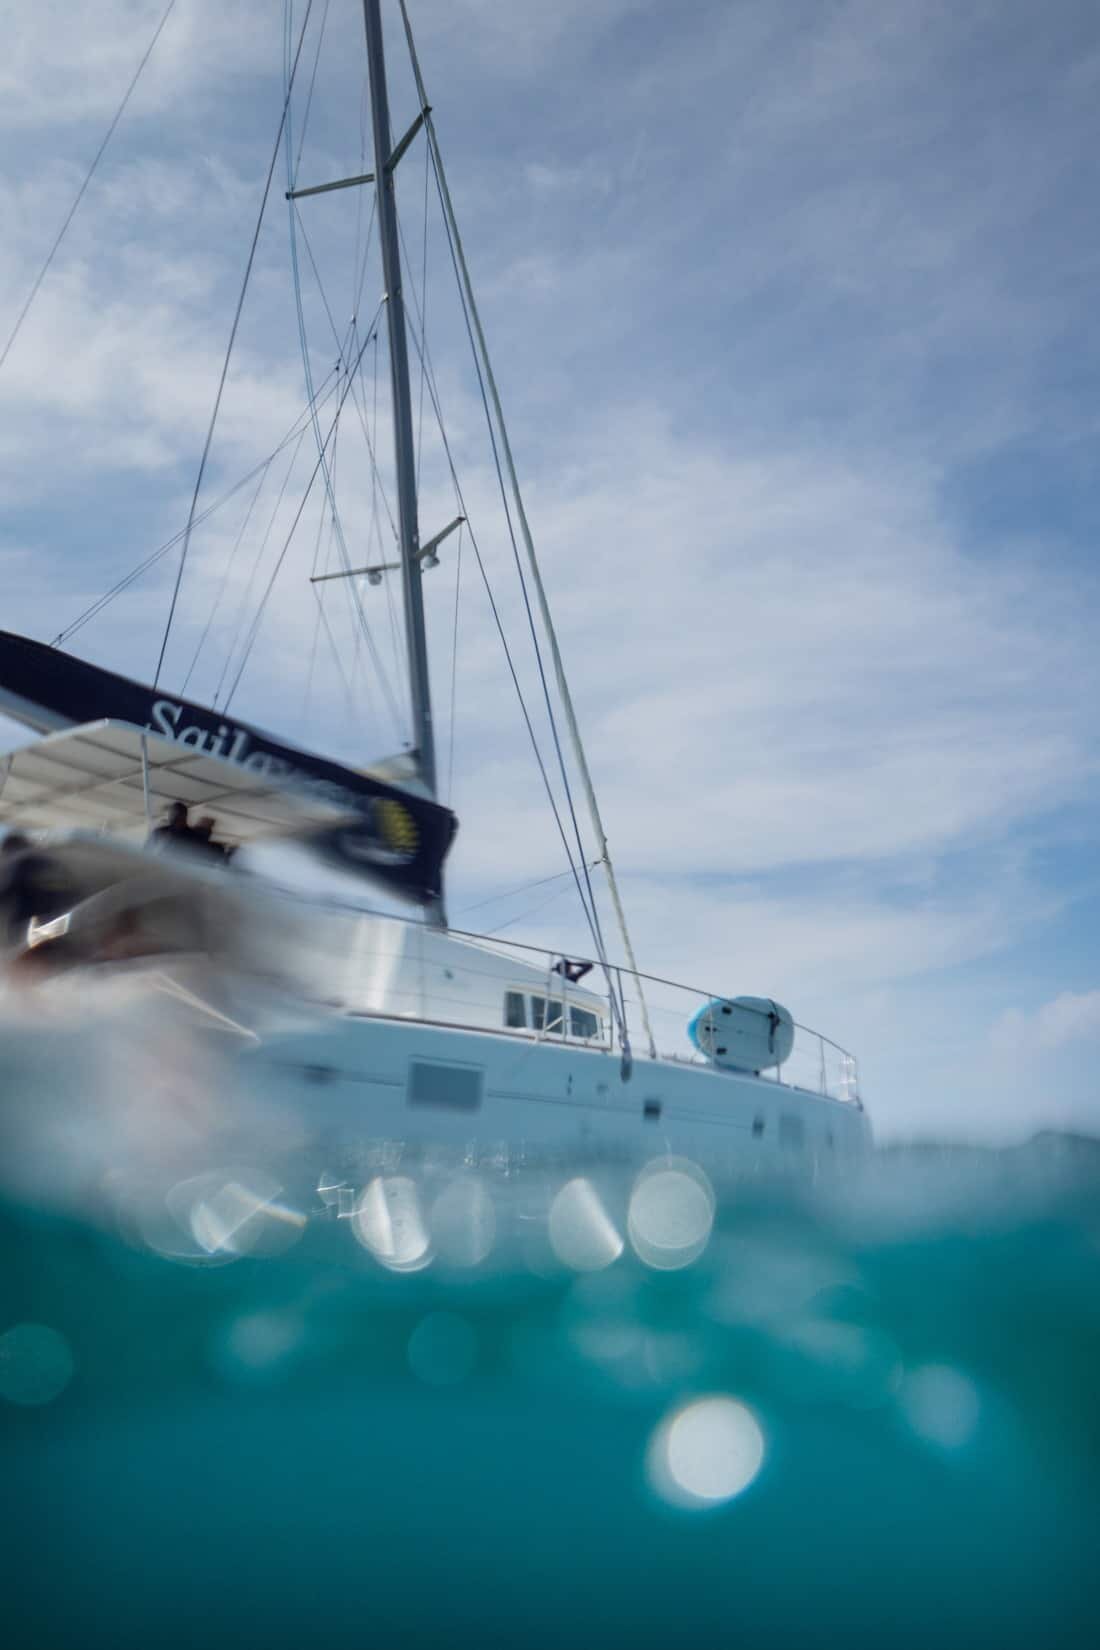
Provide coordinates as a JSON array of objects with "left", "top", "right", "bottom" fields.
[
  {"left": 392, "top": 190, "right": 609, "bottom": 959},
  {"left": 0, "top": 0, "right": 178, "bottom": 378},
  {"left": 456, "top": 859, "right": 602, "bottom": 919},
  {"left": 425, "top": 179, "right": 610, "bottom": 955},
  {"left": 291, "top": 203, "right": 395, "bottom": 541},
  {"left": 221, "top": 322, "right": 380, "bottom": 711},
  {"left": 324, "top": 369, "right": 365, "bottom": 697},
  {"left": 414, "top": 123, "right": 430, "bottom": 489},
  {"left": 394, "top": 174, "right": 603, "bottom": 948},
  {"left": 51, "top": 365, "right": 343, "bottom": 648},
  {"left": 386, "top": 200, "right": 616, "bottom": 986},
  {"left": 303, "top": 485, "right": 330, "bottom": 732},
  {"left": 310, "top": 581, "right": 360, "bottom": 717},
  {"left": 212, "top": 429, "right": 310, "bottom": 710},
  {"left": 153, "top": 0, "right": 316, "bottom": 693},
  {"left": 481, "top": 880, "right": 591, "bottom": 938},
  {"left": 350, "top": 69, "right": 371, "bottom": 332},
  {"left": 284, "top": 43, "right": 404, "bottom": 742},
  {"left": 398, "top": 0, "right": 652, "bottom": 1055},
  {"left": 374, "top": 326, "right": 406, "bottom": 699},
  {"left": 293, "top": 0, "right": 330, "bottom": 178},
  {"left": 446, "top": 520, "right": 464, "bottom": 805},
  {"left": 399, "top": 297, "right": 624, "bottom": 1034},
  {"left": 400, "top": 147, "right": 624, "bottom": 1033},
  {"left": 283, "top": 257, "right": 403, "bottom": 738},
  {"left": 179, "top": 455, "right": 272, "bottom": 697}
]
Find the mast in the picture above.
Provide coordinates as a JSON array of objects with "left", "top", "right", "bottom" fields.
[{"left": 361, "top": 0, "right": 444, "bottom": 921}]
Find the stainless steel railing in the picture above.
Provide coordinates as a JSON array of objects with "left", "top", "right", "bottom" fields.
[{"left": 284, "top": 903, "right": 862, "bottom": 1105}]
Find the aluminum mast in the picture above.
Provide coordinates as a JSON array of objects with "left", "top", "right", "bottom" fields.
[{"left": 361, "top": 0, "right": 443, "bottom": 922}]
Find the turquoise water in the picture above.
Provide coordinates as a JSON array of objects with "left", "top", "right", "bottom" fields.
[{"left": 3, "top": 1138, "right": 1099, "bottom": 1648}]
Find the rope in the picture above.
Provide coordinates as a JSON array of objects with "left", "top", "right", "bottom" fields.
[
  {"left": 0, "top": 0, "right": 178, "bottom": 378},
  {"left": 153, "top": 0, "right": 315, "bottom": 693}
]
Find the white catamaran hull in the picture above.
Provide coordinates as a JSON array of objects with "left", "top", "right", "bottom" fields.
[{"left": 247, "top": 1010, "right": 871, "bottom": 1170}]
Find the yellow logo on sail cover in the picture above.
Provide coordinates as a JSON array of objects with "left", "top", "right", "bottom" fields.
[{"left": 375, "top": 798, "right": 419, "bottom": 861}]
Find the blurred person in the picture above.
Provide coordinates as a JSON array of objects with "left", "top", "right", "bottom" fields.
[
  {"left": 1, "top": 831, "right": 75, "bottom": 952},
  {"left": 193, "top": 816, "right": 231, "bottom": 863},
  {"left": 151, "top": 801, "right": 197, "bottom": 848}
]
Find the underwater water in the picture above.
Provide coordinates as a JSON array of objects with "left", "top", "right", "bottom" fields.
[{"left": 3, "top": 1116, "right": 1100, "bottom": 1650}]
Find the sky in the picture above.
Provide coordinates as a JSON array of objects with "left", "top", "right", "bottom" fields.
[{"left": 1, "top": 0, "right": 1099, "bottom": 1142}]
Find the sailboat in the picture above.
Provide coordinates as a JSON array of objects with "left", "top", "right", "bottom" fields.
[{"left": 0, "top": 2, "right": 870, "bottom": 1183}]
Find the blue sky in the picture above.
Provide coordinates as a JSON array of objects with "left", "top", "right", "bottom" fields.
[{"left": 1, "top": 0, "right": 1099, "bottom": 1141}]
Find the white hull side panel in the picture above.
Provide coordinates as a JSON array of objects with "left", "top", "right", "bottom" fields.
[{"left": 246, "top": 1012, "right": 871, "bottom": 1171}]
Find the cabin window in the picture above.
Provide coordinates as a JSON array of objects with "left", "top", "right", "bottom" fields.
[
  {"left": 504, "top": 991, "right": 526, "bottom": 1029},
  {"left": 570, "top": 1005, "right": 599, "bottom": 1039},
  {"left": 504, "top": 991, "right": 601, "bottom": 1040},
  {"left": 752, "top": 1116, "right": 765, "bottom": 1139},
  {"left": 779, "top": 1114, "right": 805, "bottom": 1150},
  {"left": 531, "top": 995, "right": 564, "bottom": 1034}
]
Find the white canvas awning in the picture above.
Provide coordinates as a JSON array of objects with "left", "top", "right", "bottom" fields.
[{"left": 0, "top": 720, "right": 356, "bottom": 842}]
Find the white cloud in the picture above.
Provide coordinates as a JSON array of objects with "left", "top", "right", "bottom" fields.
[
  {"left": 991, "top": 990, "right": 1100, "bottom": 1058},
  {"left": 0, "top": 1, "right": 275, "bottom": 132}
]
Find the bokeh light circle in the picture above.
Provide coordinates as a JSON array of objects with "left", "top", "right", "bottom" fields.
[
  {"left": 899, "top": 1363, "right": 981, "bottom": 1450},
  {"left": 549, "top": 1178, "right": 624, "bottom": 1272},
  {"left": 647, "top": 1394, "right": 766, "bottom": 1509},
  {"left": 628, "top": 1158, "right": 715, "bottom": 1270},
  {"left": 352, "top": 1175, "right": 432, "bottom": 1272}
]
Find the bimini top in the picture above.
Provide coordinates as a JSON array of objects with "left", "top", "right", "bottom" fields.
[
  {"left": 0, "top": 720, "right": 357, "bottom": 843},
  {"left": 0, "top": 630, "right": 457, "bottom": 902}
]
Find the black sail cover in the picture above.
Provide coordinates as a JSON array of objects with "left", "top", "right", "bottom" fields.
[{"left": 0, "top": 630, "right": 457, "bottom": 904}]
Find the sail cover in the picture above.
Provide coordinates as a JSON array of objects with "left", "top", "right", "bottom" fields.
[{"left": 0, "top": 630, "right": 456, "bottom": 904}]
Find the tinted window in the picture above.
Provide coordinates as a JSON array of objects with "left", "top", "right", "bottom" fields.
[
  {"left": 570, "top": 1005, "right": 598, "bottom": 1039},
  {"left": 531, "top": 995, "right": 563, "bottom": 1034},
  {"left": 504, "top": 990, "right": 526, "bottom": 1028}
]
